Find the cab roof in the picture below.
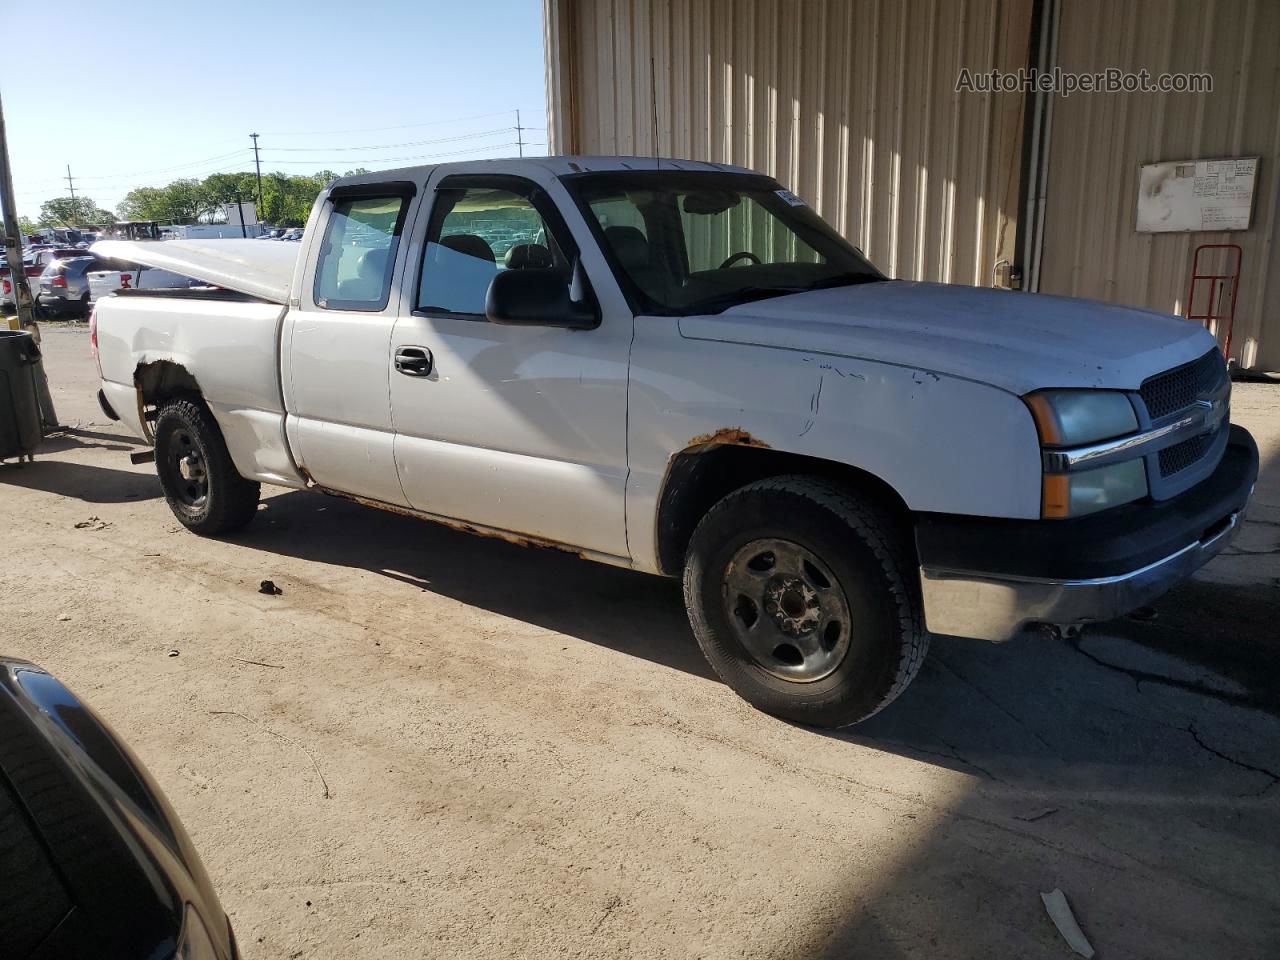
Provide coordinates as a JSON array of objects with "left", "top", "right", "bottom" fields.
[{"left": 330, "top": 155, "right": 761, "bottom": 189}]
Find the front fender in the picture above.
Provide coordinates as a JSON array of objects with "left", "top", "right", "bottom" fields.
[{"left": 625, "top": 319, "right": 1042, "bottom": 573}]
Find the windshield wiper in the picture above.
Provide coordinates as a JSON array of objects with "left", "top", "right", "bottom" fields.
[
  {"left": 682, "top": 285, "right": 807, "bottom": 314},
  {"left": 803, "top": 272, "right": 886, "bottom": 291}
]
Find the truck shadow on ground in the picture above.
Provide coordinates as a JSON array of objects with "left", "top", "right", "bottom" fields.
[
  {"left": 235, "top": 484, "right": 1280, "bottom": 958},
  {"left": 37, "top": 428, "right": 138, "bottom": 455},
  {"left": 241, "top": 487, "right": 1280, "bottom": 802},
  {"left": 243, "top": 489, "right": 715, "bottom": 680},
  {"left": 0, "top": 459, "right": 160, "bottom": 503}
]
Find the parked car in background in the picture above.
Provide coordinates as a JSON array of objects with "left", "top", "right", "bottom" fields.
[
  {"left": 103, "top": 221, "right": 163, "bottom": 241},
  {"left": 0, "top": 264, "right": 37, "bottom": 312},
  {"left": 162, "top": 224, "right": 270, "bottom": 241},
  {"left": 2, "top": 248, "right": 86, "bottom": 312},
  {"left": 0, "top": 657, "right": 239, "bottom": 959},
  {"left": 280, "top": 228, "right": 304, "bottom": 241},
  {"left": 36, "top": 256, "right": 96, "bottom": 317},
  {"left": 88, "top": 261, "right": 201, "bottom": 304}
]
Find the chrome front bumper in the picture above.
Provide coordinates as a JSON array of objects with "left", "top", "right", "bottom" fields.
[{"left": 920, "top": 509, "right": 1243, "bottom": 643}]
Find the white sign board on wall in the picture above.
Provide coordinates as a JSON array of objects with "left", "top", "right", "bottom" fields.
[{"left": 1137, "top": 157, "right": 1258, "bottom": 233}]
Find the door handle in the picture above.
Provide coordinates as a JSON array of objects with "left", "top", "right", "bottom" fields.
[{"left": 395, "top": 346, "right": 433, "bottom": 377}]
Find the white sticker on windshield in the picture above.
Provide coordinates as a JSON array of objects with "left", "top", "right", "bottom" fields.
[{"left": 775, "top": 189, "right": 805, "bottom": 207}]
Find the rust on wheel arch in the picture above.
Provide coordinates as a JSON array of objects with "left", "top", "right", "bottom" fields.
[{"left": 686, "top": 427, "right": 770, "bottom": 449}]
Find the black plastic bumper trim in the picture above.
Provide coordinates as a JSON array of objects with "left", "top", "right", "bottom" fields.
[{"left": 915, "top": 424, "right": 1258, "bottom": 581}]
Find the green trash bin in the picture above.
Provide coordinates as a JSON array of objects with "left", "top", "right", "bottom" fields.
[{"left": 0, "top": 330, "right": 44, "bottom": 463}]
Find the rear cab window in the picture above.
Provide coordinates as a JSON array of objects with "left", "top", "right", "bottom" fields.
[
  {"left": 415, "top": 176, "right": 579, "bottom": 318},
  {"left": 314, "top": 187, "right": 413, "bottom": 311}
]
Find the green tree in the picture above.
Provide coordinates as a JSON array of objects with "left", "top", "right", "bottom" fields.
[
  {"left": 107, "top": 169, "right": 344, "bottom": 229},
  {"left": 115, "top": 186, "right": 169, "bottom": 221},
  {"left": 38, "top": 196, "right": 114, "bottom": 226},
  {"left": 162, "top": 178, "right": 211, "bottom": 223},
  {"left": 201, "top": 172, "right": 260, "bottom": 218},
  {"left": 115, "top": 179, "right": 215, "bottom": 224},
  {"left": 259, "top": 171, "right": 331, "bottom": 227},
  {"left": 18, "top": 216, "right": 40, "bottom": 238}
]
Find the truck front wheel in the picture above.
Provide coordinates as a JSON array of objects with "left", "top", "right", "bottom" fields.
[
  {"left": 683, "top": 476, "right": 928, "bottom": 728},
  {"left": 154, "top": 399, "right": 260, "bottom": 535}
]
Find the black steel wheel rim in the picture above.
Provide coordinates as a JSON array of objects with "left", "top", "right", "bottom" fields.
[
  {"left": 167, "top": 429, "right": 209, "bottom": 508},
  {"left": 722, "top": 537, "right": 854, "bottom": 683}
]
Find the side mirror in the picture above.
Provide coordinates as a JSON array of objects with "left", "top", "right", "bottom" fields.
[{"left": 485, "top": 264, "right": 598, "bottom": 330}]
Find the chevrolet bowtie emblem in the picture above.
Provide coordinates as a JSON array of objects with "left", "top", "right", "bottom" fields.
[{"left": 1195, "top": 396, "right": 1227, "bottom": 426}]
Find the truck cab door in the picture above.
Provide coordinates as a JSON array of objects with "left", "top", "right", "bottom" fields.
[
  {"left": 281, "top": 183, "right": 416, "bottom": 506},
  {"left": 388, "top": 172, "right": 632, "bottom": 559}
]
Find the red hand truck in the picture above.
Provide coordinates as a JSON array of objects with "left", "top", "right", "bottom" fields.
[{"left": 1185, "top": 243, "right": 1242, "bottom": 362}]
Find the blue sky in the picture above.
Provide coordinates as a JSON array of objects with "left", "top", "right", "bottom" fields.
[{"left": 3, "top": 0, "right": 548, "bottom": 220}]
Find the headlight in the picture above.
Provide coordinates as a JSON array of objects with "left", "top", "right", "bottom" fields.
[
  {"left": 1042, "top": 459, "right": 1148, "bottom": 518},
  {"left": 1024, "top": 390, "right": 1137, "bottom": 446},
  {"left": 1025, "top": 390, "right": 1147, "bottom": 518}
]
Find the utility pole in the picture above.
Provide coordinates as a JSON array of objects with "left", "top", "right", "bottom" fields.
[
  {"left": 250, "top": 132, "right": 263, "bottom": 220},
  {"left": 1, "top": 90, "right": 36, "bottom": 331},
  {"left": 0, "top": 88, "right": 59, "bottom": 429},
  {"left": 515, "top": 109, "right": 524, "bottom": 157},
  {"left": 64, "top": 163, "right": 75, "bottom": 201}
]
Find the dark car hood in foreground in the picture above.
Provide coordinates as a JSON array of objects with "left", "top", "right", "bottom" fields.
[{"left": 0, "top": 658, "right": 234, "bottom": 959}]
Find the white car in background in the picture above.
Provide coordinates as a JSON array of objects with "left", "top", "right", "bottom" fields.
[{"left": 87, "top": 261, "right": 201, "bottom": 304}]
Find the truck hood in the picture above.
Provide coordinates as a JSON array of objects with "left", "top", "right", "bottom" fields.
[
  {"left": 91, "top": 239, "right": 297, "bottom": 304},
  {"left": 678, "top": 281, "right": 1217, "bottom": 394}
]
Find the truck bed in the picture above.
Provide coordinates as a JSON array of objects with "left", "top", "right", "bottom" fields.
[{"left": 94, "top": 291, "right": 303, "bottom": 488}]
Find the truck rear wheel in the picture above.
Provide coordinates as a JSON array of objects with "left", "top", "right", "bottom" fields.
[
  {"left": 154, "top": 399, "right": 259, "bottom": 535},
  {"left": 683, "top": 476, "right": 928, "bottom": 728}
]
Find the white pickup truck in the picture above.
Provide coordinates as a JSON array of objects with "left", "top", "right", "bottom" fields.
[{"left": 91, "top": 157, "right": 1258, "bottom": 727}]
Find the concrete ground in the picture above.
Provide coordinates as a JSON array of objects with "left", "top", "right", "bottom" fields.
[{"left": 3, "top": 326, "right": 1279, "bottom": 959}]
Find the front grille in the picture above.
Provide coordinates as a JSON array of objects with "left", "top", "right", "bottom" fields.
[
  {"left": 1140, "top": 348, "right": 1225, "bottom": 421},
  {"left": 1159, "top": 429, "right": 1216, "bottom": 477}
]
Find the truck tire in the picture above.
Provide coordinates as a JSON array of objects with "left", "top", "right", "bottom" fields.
[
  {"left": 153, "top": 399, "right": 260, "bottom": 535},
  {"left": 683, "top": 476, "right": 928, "bottom": 728}
]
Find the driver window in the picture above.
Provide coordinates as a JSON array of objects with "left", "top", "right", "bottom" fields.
[{"left": 417, "top": 185, "right": 568, "bottom": 316}]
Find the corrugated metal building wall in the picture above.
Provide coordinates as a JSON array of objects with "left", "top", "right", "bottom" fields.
[
  {"left": 1039, "top": 0, "right": 1280, "bottom": 371},
  {"left": 545, "top": 0, "right": 1280, "bottom": 369},
  {"left": 546, "top": 0, "right": 1034, "bottom": 288}
]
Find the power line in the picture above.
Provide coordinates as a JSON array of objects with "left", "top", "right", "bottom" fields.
[
  {"left": 258, "top": 142, "right": 526, "bottom": 166},
  {"left": 72, "top": 148, "right": 255, "bottom": 182},
  {"left": 268, "top": 127, "right": 514, "bottom": 153},
  {"left": 12, "top": 110, "right": 548, "bottom": 214},
  {"left": 261, "top": 108, "right": 541, "bottom": 138}
]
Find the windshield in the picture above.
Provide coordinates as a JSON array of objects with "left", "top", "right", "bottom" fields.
[{"left": 565, "top": 171, "right": 884, "bottom": 315}]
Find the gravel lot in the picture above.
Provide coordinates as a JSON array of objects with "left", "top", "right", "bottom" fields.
[{"left": 3, "top": 326, "right": 1279, "bottom": 959}]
